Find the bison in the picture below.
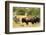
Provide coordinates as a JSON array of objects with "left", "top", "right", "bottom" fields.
[{"left": 22, "top": 16, "right": 40, "bottom": 25}]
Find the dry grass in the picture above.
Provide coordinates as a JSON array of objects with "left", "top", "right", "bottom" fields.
[
  {"left": 13, "top": 15, "right": 40, "bottom": 28},
  {"left": 13, "top": 21, "right": 40, "bottom": 28}
]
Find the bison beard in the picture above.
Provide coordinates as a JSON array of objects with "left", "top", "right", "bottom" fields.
[{"left": 22, "top": 17, "right": 40, "bottom": 25}]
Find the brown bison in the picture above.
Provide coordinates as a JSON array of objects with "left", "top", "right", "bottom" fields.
[{"left": 22, "top": 16, "right": 40, "bottom": 25}]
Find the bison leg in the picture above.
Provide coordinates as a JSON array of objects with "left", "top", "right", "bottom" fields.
[
  {"left": 32, "top": 22, "right": 34, "bottom": 24},
  {"left": 26, "top": 22, "right": 28, "bottom": 25}
]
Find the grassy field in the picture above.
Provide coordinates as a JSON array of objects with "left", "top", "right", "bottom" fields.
[
  {"left": 13, "top": 20, "right": 40, "bottom": 28},
  {"left": 13, "top": 15, "right": 40, "bottom": 28}
]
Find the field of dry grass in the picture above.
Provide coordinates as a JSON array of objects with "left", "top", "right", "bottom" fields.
[
  {"left": 13, "top": 20, "right": 40, "bottom": 28},
  {"left": 13, "top": 15, "right": 40, "bottom": 28}
]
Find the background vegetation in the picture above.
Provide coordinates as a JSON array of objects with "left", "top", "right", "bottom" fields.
[{"left": 13, "top": 7, "right": 40, "bottom": 17}]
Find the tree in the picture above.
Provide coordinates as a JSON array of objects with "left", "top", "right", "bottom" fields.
[{"left": 16, "top": 9, "right": 25, "bottom": 15}]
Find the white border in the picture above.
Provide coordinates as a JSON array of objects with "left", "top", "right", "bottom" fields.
[{"left": 9, "top": 3, "right": 43, "bottom": 32}]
